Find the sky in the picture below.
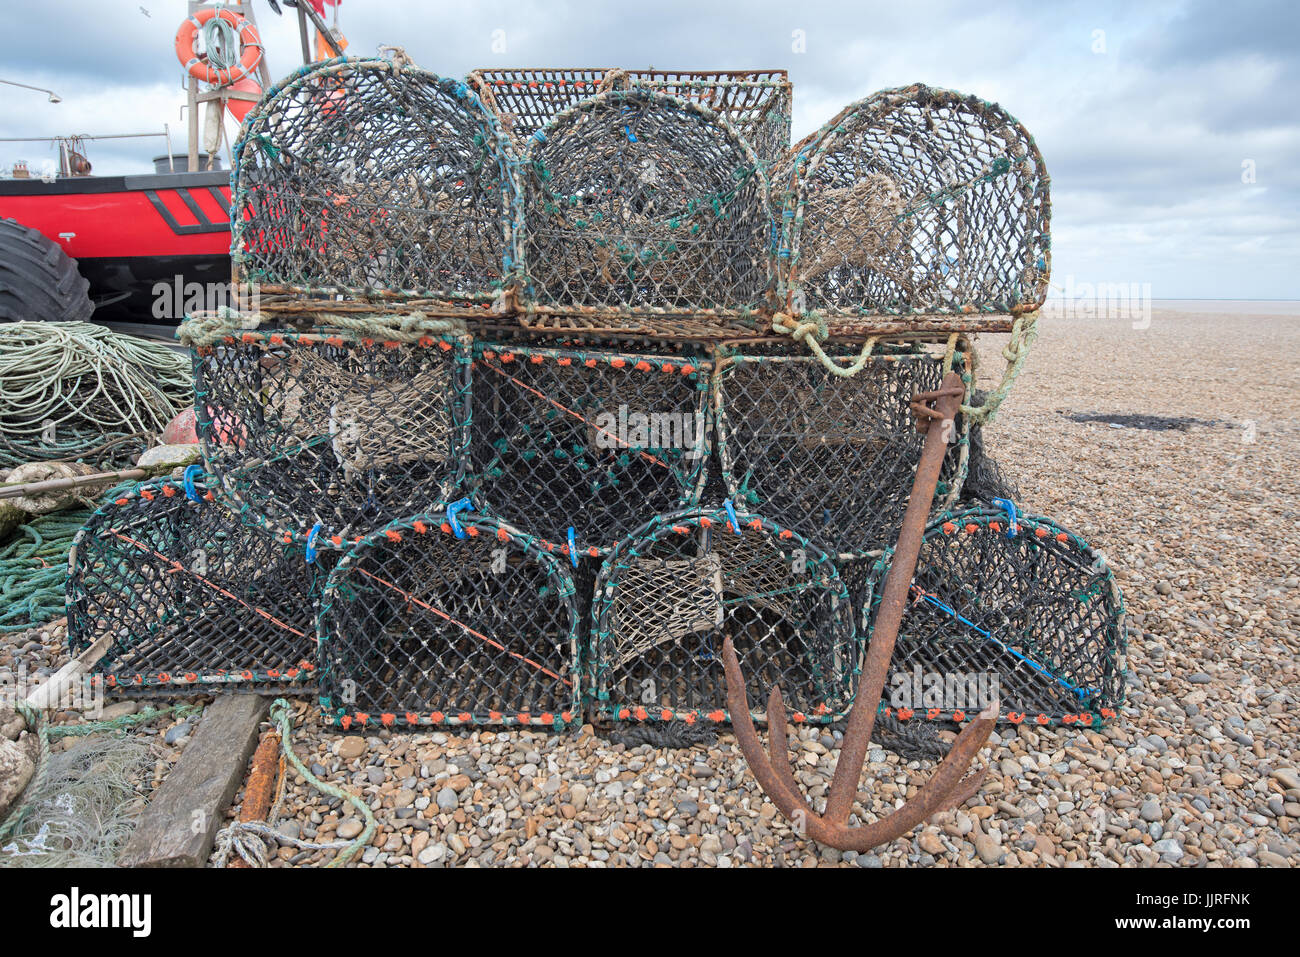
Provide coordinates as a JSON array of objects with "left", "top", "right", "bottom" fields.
[{"left": 1, "top": 0, "right": 1296, "bottom": 299}]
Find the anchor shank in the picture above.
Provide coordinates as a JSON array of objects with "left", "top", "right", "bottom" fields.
[{"left": 823, "top": 371, "right": 966, "bottom": 825}]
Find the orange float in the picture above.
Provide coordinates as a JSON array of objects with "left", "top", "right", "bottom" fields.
[
  {"left": 174, "top": 7, "right": 263, "bottom": 86},
  {"left": 226, "top": 74, "right": 262, "bottom": 124}
]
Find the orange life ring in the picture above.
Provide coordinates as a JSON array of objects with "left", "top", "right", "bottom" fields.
[{"left": 175, "top": 7, "right": 263, "bottom": 86}]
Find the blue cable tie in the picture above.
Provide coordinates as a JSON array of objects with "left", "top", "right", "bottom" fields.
[
  {"left": 723, "top": 499, "right": 741, "bottom": 535},
  {"left": 305, "top": 522, "right": 323, "bottom": 565},
  {"left": 182, "top": 464, "right": 203, "bottom": 502},
  {"left": 567, "top": 526, "right": 579, "bottom": 567},
  {"left": 446, "top": 497, "right": 474, "bottom": 539},
  {"left": 991, "top": 497, "right": 1018, "bottom": 537}
]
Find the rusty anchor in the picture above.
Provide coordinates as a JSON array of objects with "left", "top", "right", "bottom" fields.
[{"left": 722, "top": 370, "right": 999, "bottom": 851}]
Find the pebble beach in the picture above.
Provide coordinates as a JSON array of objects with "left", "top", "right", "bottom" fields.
[{"left": 5, "top": 307, "right": 1298, "bottom": 868}]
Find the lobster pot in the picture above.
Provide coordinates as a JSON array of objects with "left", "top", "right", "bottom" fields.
[
  {"left": 66, "top": 479, "right": 324, "bottom": 694},
  {"left": 469, "top": 68, "right": 793, "bottom": 165},
  {"left": 466, "top": 344, "right": 710, "bottom": 553},
  {"left": 774, "top": 84, "right": 1051, "bottom": 327},
  {"left": 522, "top": 89, "right": 773, "bottom": 318},
  {"left": 231, "top": 58, "right": 521, "bottom": 303},
  {"left": 191, "top": 323, "right": 470, "bottom": 547},
  {"left": 590, "top": 507, "right": 858, "bottom": 724},
  {"left": 715, "top": 344, "right": 969, "bottom": 557},
  {"left": 318, "top": 514, "right": 581, "bottom": 730},
  {"left": 863, "top": 507, "right": 1126, "bottom": 726}
]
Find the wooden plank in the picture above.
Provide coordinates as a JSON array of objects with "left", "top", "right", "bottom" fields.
[
  {"left": 24, "top": 631, "right": 111, "bottom": 712},
  {"left": 117, "top": 695, "right": 269, "bottom": 868}
]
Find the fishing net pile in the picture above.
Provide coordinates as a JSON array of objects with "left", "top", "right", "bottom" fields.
[
  {"left": 63, "top": 58, "right": 1122, "bottom": 739},
  {"left": 0, "top": 702, "right": 200, "bottom": 868}
]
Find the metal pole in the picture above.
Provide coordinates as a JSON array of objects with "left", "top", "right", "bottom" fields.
[
  {"left": 296, "top": 3, "right": 312, "bottom": 65},
  {"left": 299, "top": 0, "right": 345, "bottom": 57},
  {"left": 240, "top": 0, "right": 274, "bottom": 87},
  {"left": 187, "top": 76, "right": 200, "bottom": 172}
]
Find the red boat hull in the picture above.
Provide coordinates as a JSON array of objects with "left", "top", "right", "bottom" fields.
[{"left": 0, "top": 170, "right": 232, "bottom": 323}]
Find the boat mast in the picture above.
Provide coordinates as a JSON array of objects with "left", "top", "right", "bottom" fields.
[{"left": 185, "top": 0, "right": 273, "bottom": 171}]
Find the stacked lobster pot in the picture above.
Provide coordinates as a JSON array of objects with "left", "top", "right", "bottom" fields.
[{"left": 69, "top": 57, "right": 1123, "bottom": 760}]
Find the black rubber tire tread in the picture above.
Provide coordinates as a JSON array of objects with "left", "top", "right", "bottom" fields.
[{"left": 0, "top": 217, "right": 93, "bottom": 323}]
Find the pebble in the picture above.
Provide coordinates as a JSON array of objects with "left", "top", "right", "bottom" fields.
[
  {"left": 1153, "top": 839, "right": 1183, "bottom": 861},
  {"left": 1271, "top": 769, "right": 1300, "bottom": 791},
  {"left": 971, "top": 829, "right": 1003, "bottom": 865},
  {"left": 419, "top": 843, "right": 447, "bottom": 865},
  {"left": 918, "top": 832, "right": 945, "bottom": 855},
  {"left": 337, "top": 736, "right": 366, "bottom": 760}
]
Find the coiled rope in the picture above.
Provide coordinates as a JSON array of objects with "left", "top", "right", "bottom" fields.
[
  {"left": 0, "top": 510, "right": 90, "bottom": 632},
  {"left": 213, "top": 698, "right": 375, "bottom": 868},
  {"left": 0, "top": 322, "right": 191, "bottom": 456},
  {"left": 0, "top": 478, "right": 140, "bottom": 633},
  {"left": 200, "top": 13, "right": 240, "bottom": 71}
]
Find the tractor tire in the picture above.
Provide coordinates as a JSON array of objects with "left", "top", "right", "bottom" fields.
[{"left": 0, "top": 218, "right": 93, "bottom": 323}]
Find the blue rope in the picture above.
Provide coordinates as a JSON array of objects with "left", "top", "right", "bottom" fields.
[
  {"left": 567, "top": 526, "right": 579, "bottom": 568},
  {"left": 912, "top": 589, "right": 1096, "bottom": 700}
]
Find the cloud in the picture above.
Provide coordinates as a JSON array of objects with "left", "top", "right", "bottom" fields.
[{"left": 0, "top": 0, "right": 1295, "bottom": 297}]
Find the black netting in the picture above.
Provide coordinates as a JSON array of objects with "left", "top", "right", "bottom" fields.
[
  {"left": 523, "top": 89, "right": 774, "bottom": 316},
  {"left": 715, "top": 344, "right": 969, "bottom": 556},
  {"left": 590, "top": 507, "right": 859, "bottom": 724},
  {"left": 318, "top": 513, "right": 581, "bottom": 730},
  {"left": 469, "top": 68, "right": 792, "bottom": 165},
  {"left": 864, "top": 507, "right": 1126, "bottom": 725},
  {"left": 960, "top": 391, "right": 1021, "bottom": 506},
  {"left": 232, "top": 58, "right": 520, "bottom": 302},
  {"left": 465, "top": 343, "right": 711, "bottom": 553},
  {"left": 774, "top": 84, "right": 1050, "bottom": 322},
  {"left": 66, "top": 478, "right": 325, "bottom": 694},
  {"left": 191, "top": 325, "right": 470, "bottom": 546}
]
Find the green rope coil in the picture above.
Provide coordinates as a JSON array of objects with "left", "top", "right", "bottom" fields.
[{"left": 0, "top": 510, "right": 92, "bottom": 632}]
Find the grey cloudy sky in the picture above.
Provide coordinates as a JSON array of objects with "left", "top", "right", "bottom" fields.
[{"left": 2, "top": 0, "right": 1296, "bottom": 298}]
